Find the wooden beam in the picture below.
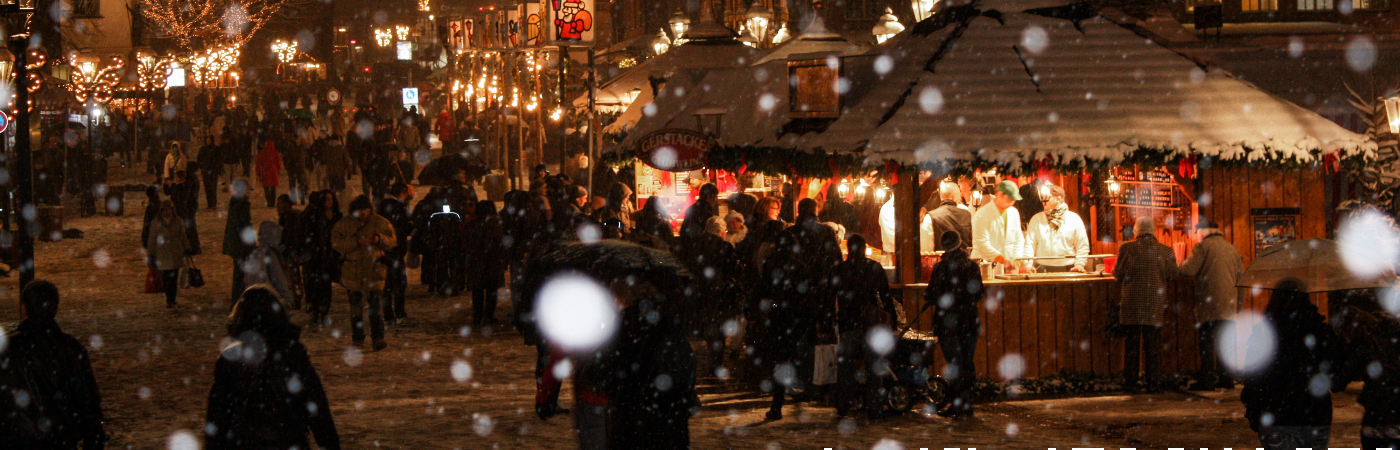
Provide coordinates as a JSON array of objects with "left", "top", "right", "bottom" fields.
[{"left": 896, "top": 166, "right": 921, "bottom": 284}]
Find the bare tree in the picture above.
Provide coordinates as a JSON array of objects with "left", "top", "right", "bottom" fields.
[{"left": 136, "top": 0, "right": 316, "bottom": 49}]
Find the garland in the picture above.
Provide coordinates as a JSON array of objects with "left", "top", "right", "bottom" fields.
[{"left": 599, "top": 143, "right": 1371, "bottom": 179}]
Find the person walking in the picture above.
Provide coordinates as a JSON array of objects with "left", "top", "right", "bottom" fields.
[
  {"left": 256, "top": 137, "right": 283, "bottom": 207},
  {"left": 163, "top": 141, "right": 188, "bottom": 182},
  {"left": 243, "top": 222, "right": 294, "bottom": 304},
  {"left": 205, "top": 286, "right": 340, "bottom": 450},
  {"left": 162, "top": 170, "right": 202, "bottom": 255},
  {"left": 298, "top": 191, "right": 342, "bottom": 325},
  {"left": 377, "top": 183, "right": 414, "bottom": 323},
  {"left": 222, "top": 180, "right": 255, "bottom": 303},
  {"left": 1178, "top": 218, "right": 1244, "bottom": 390},
  {"left": 831, "top": 234, "right": 898, "bottom": 420},
  {"left": 197, "top": 135, "right": 222, "bottom": 209},
  {"left": 322, "top": 135, "right": 349, "bottom": 200},
  {"left": 1241, "top": 278, "right": 1347, "bottom": 450},
  {"left": 1113, "top": 216, "right": 1179, "bottom": 391},
  {"left": 465, "top": 200, "right": 506, "bottom": 325},
  {"left": 147, "top": 200, "right": 192, "bottom": 307},
  {"left": 1336, "top": 293, "right": 1400, "bottom": 450},
  {"left": 0, "top": 280, "right": 108, "bottom": 449},
  {"left": 925, "top": 230, "right": 984, "bottom": 418},
  {"left": 601, "top": 282, "right": 698, "bottom": 450},
  {"left": 764, "top": 199, "right": 841, "bottom": 420},
  {"left": 331, "top": 195, "right": 397, "bottom": 350}
]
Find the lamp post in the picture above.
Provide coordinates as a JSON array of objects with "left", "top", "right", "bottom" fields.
[
  {"left": 651, "top": 29, "right": 671, "bottom": 56},
  {"left": 0, "top": 0, "right": 35, "bottom": 287},
  {"left": 872, "top": 7, "right": 904, "bottom": 44},
  {"left": 668, "top": 9, "right": 690, "bottom": 45},
  {"left": 744, "top": 1, "right": 773, "bottom": 48}
]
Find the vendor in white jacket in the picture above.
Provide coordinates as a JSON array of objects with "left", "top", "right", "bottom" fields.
[
  {"left": 971, "top": 180, "right": 1028, "bottom": 273},
  {"left": 1024, "top": 184, "right": 1090, "bottom": 272}
]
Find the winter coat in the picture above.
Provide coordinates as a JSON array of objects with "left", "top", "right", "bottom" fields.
[
  {"left": 1338, "top": 304, "right": 1400, "bottom": 426},
  {"left": 322, "top": 141, "right": 349, "bottom": 178},
  {"left": 243, "top": 222, "right": 293, "bottom": 301},
  {"left": 832, "top": 255, "right": 897, "bottom": 334},
  {"left": 927, "top": 200, "right": 973, "bottom": 252},
  {"left": 331, "top": 213, "right": 398, "bottom": 292},
  {"left": 675, "top": 232, "right": 743, "bottom": 335},
  {"left": 413, "top": 212, "right": 466, "bottom": 293},
  {"left": 601, "top": 301, "right": 698, "bottom": 450},
  {"left": 465, "top": 215, "right": 507, "bottom": 291},
  {"left": 377, "top": 197, "right": 414, "bottom": 260},
  {"left": 256, "top": 141, "right": 282, "bottom": 188},
  {"left": 222, "top": 197, "right": 254, "bottom": 260},
  {"left": 147, "top": 218, "right": 191, "bottom": 271},
  {"left": 164, "top": 151, "right": 187, "bottom": 179},
  {"left": 1241, "top": 287, "right": 1348, "bottom": 430},
  {"left": 205, "top": 327, "right": 339, "bottom": 450},
  {"left": 926, "top": 247, "right": 984, "bottom": 339},
  {"left": 1178, "top": 233, "right": 1244, "bottom": 322},
  {"left": 785, "top": 215, "right": 844, "bottom": 341},
  {"left": 0, "top": 319, "right": 108, "bottom": 450},
  {"left": 142, "top": 192, "right": 161, "bottom": 249},
  {"left": 1113, "top": 234, "right": 1179, "bottom": 326}
]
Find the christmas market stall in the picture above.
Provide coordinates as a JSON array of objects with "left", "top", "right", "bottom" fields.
[{"left": 777, "top": 0, "right": 1371, "bottom": 379}]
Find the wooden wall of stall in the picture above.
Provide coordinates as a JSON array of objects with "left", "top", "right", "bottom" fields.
[{"left": 902, "top": 166, "right": 1332, "bottom": 380}]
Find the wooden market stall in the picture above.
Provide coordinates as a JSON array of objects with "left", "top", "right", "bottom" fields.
[{"left": 772, "top": 1, "right": 1370, "bottom": 379}]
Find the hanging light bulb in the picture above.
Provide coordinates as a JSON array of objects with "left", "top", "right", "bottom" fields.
[{"left": 837, "top": 179, "right": 850, "bottom": 198}]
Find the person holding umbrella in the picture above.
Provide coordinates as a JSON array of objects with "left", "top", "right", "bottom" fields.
[{"left": 1179, "top": 217, "right": 1243, "bottom": 390}]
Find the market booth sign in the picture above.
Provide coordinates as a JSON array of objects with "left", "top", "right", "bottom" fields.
[{"left": 636, "top": 129, "right": 710, "bottom": 172}]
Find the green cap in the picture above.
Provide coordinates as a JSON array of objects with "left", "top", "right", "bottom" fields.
[{"left": 997, "top": 180, "right": 1022, "bottom": 201}]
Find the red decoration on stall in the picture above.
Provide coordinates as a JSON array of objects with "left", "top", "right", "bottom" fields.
[
  {"left": 738, "top": 152, "right": 748, "bottom": 175},
  {"left": 1081, "top": 172, "right": 1092, "bottom": 196},
  {"left": 829, "top": 159, "right": 841, "bottom": 179},
  {"left": 1176, "top": 155, "right": 1198, "bottom": 179},
  {"left": 885, "top": 160, "right": 900, "bottom": 184},
  {"left": 1323, "top": 151, "right": 1339, "bottom": 174},
  {"left": 1036, "top": 156, "right": 1054, "bottom": 181}
]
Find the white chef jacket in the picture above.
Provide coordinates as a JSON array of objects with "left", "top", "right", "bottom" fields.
[
  {"left": 1025, "top": 210, "right": 1091, "bottom": 270},
  {"left": 970, "top": 203, "right": 1025, "bottom": 263},
  {"left": 879, "top": 198, "right": 934, "bottom": 254}
]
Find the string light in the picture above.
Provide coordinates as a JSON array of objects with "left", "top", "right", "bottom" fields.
[
  {"left": 68, "top": 56, "right": 125, "bottom": 105},
  {"left": 395, "top": 25, "right": 410, "bottom": 41},
  {"left": 375, "top": 29, "right": 393, "bottom": 47},
  {"left": 271, "top": 39, "right": 297, "bottom": 63},
  {"left": 140, "top": 0, "right": 302, "bottom": 48}
]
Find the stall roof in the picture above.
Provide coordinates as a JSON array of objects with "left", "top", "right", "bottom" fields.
[
  {"left": 617, "top": 60, "right": 791, "bottom": 147},
  {"left": 787, "top": 2, "right": 1372, "bottom": 171},
  {"left": 580, "top": 40, "right": 763, "bottom": 124},
  {"left": 753, "top": 16, "right": 868, "bottom": 65}
]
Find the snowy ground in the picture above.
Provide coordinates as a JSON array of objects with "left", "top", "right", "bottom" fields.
[{"left": 0, "top": 160, "right": 1368, "bottom": 449}]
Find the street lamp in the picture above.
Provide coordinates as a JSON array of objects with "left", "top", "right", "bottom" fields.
[
  {"left": 651, "top": 29, "right": 671, "bottom": 56},
  {"left": 668, "top": 9, "right": 690, "bottom": 44},
  {"left": 744, "top": 1, "right": 773, "bottom": 47},
  {"left": 1, "top": 0, "right": 36, "bottom": 286},
  {"left": 872, "top": 7, "right": 904, "bottom": 44},
  {"left": 912, "top": 0, "right": 938, "bottom": 22}
]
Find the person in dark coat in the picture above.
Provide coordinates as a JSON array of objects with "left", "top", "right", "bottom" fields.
[
  {"left": 205, "top": 286, "right": 339, "bottom": 450},
  {"left": 275, "top": 195, "right": 305, "bottom": 308},
  {"left": 412, "top": 197, "right": 467, "bottom": 297},
  {"left": 297, "top": 191, "right": 343, "bottom": 324},
  {"left": 222, "top": 180, "right": 255, "bottom": 303},
  {"left": 674, "top": 216, "right": 743, "bottom": 373},
  {"left": 378, "top": 183, "right": 415, "bottom": 322},
  {"left": 1336, "top": 292, "right": 1400, "bottom": 450},
  {"left": 927, "top": 182, "right": 973, "bottom": 251},
  {"left": 1113, "top": 216, "right": 1178, "bottom": 390},
  {"left": 197, "top": 135, "right": 222, "bottom": 209},
  {"left": 443, "top": 169, "right": 478, "bottom": 216},
  {"left": 0, "top": 280, "right": 108, "bottom": 450},
  {"left": 763, "top": 199, "right": 841, "bottom": 420},
  {"left": 631, "top": 196, "right": 675, "bottom": 250},
  {"left": 601, "top": 284, "right": 698, "bottom": 450},
  {"left": 162, "top": 170, "right": 203, "bottom": 255},
  {"left": 1240, "top": 278, "right": 1347, "bottom": 450},
  {"left": 819, "top": 182, "right": 859, "bottom": 233},
  {"left": 409, "top": 186, "right": 447, "bottom": 287},
  {"left": 678, "top": 183, "right": 719, "bottom": 240},
  {"left": 466, "top": 200, "right": 507, "bottom": 324},
  {"left": 926, "top": 230, "right": 984, "bottom": 418},
  {"left": 831, "top": 234, "right": 898, "bottom": 420}
]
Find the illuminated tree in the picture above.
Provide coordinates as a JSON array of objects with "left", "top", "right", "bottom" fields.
[{"left": 136, "top": 0, "right": 316, "bottom": 49}]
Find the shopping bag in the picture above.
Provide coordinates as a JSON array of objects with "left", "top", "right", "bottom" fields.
[
  {"left": 144, "top": 266, "right": 163, "bottom": 293},
  {"left": 181, "top": 258, "right": 205, "bottom": 288},
  {"left": 812, "top": 344, "right": 838, "bottom": 386}
]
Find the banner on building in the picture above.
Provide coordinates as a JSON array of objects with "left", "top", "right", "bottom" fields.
[
  {"left": 548, "top": 0, "right": 593, "bottom": 44},
  {"left": 507, "top": 9, "right": 522, "bottom": 47},
  {"left": 525, "top": 2, "right": 545, "bottom": 46}
]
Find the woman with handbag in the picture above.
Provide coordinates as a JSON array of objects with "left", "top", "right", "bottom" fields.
[{"left": 147, "top": 200, "right": 192, "bottom": 307}]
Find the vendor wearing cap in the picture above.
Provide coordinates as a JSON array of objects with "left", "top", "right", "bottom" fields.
[
  {"left": 971, "top": 180, "right": 1028, "bottom": 273},
  {"left": 1025, "top": 184, "right": 1091, "bottom": 272}
]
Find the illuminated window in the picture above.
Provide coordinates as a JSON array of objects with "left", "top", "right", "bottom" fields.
[
  {"left": 1356, "top": 0, "right": 1389, "bottom": 9},
  {"left": 1242, "top": 0, "right": 1278, "bottom": 11},
  {"left": 1297, "top": 0, "right": 1333, "bottom": 10}
]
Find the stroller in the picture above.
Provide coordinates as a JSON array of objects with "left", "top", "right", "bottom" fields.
[{"left": 881, "top": 326, "right": 952, "bottom": 414}]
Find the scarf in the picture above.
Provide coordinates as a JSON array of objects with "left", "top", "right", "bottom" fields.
[{"left": 1046, "top": 201, "right": 1069, "bottom": 230}]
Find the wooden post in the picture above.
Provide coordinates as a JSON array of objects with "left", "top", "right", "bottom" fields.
[{"left": 895, "top": 165, "right": 920, "bottom": 285}]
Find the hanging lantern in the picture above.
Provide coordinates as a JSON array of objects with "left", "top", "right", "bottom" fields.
[
  {"left": 652, "top": 29, "right": 671, "bottom": 56},
  {"left": 1105, "top": 174, "right": 1122, "bottom": 197},
  {"left": 1384, "top": 93, "right": 1400, "bottom": 134},
  {"left": 668, "top": 9, "right": 691, "bottom": 44}
]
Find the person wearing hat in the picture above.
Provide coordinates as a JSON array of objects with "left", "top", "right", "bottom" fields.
[
  {"left": 970, "top": 180, "right": 1029, "bottom": 273},
  {"left": 1025, "top": 184, "right": 1090, "bottom": 272},
  {"left": 1179, "top": 217, "right": 1243, "bottom": 390}
]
